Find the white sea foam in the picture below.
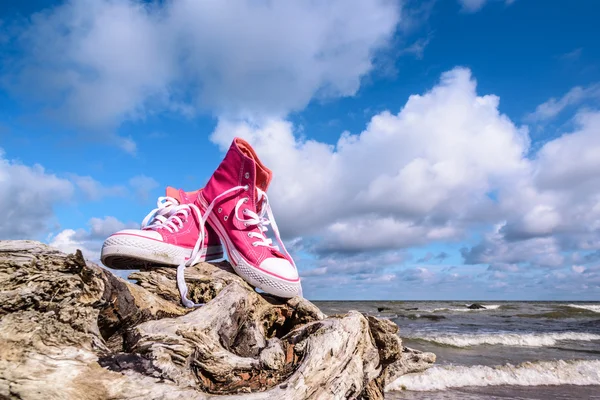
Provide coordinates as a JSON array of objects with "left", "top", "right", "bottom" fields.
[
  {"left": 410, "top": 332, "right": 600, "bottom": 347},
  {"left": 477, "top": 304, "right": 501, "bottom": 310},
  {"left": 568, "top": 304, "right": 600, "bottom": 313},
  {"left": 424, "top": 304, "right": 501, "bottom": 313},
  {"left": 386, "top": 360, "right": 600, "bottom": 391}
]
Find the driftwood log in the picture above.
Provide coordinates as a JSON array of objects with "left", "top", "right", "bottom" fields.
[{"left": 0, "top": 240, "right": 435, "bottom": 399}]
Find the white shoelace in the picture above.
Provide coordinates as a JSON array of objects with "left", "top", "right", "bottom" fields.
[
  {"left": 176, "top": 185, "right": 298, "bottom": 308},
  {"left": 142, "top": 196, "right": 197, "bottom": 233},
  {"left": 138, "top": 196, "right": 205, "bottom": 308}
]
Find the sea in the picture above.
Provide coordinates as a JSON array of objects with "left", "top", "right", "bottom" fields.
[{"left": 312, "top": 301, "right": 600, "bottom": 400}]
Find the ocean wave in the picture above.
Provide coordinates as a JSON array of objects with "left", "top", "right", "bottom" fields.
[
  {"left": 568, "top": 304, "right": 600, "bottom": 313},
  {"left": 386, "top": 359, "right": 600, "bottom": 391},
  {"left": 425, "top": 304, "right": 502, "bottom": 313},
  {"left": 409, "top": 332, "right": 600, "bottom": 347}
]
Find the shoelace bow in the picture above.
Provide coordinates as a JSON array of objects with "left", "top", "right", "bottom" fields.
[
  {"left": 142, "top": 196, "right": 197, "bottom": 233},
  {"left": 176, "top": 185, "right": 297, "bottom": 308}
]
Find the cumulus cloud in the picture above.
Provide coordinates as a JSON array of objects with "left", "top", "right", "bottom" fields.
[
  {"left": 0, "top": 148, "right": 160, "bottom": 240},
  {"left": 48, "top": 229, "right": 99, "bottom": 260},
  {"left": 207, "top": 66, "right": 600, "bottom": 294},
  {"left": 3, "top": 0, "right": 400, "bottom": 130},
  {"left": 0, "top": 148, "right": 74, "bottom": 239},
  {"left": 498, "top": 111, "right": 600, "bottom": 244},
  {"left": 49, "top": 216, "right": 138, "bottom": 261},
  {"left": 212, "top": 68, "right": 530, "bottom": 253},
  {"left": 461, "top": 109, "right": 600, "bottom": 273}
]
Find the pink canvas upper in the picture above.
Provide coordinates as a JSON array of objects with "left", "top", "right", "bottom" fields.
[
  {"left": 140, "top": 187, "right": 220, "bottom": 248},
  {"left": 198, "top": 138, "right": 297, "bottom": 279}
]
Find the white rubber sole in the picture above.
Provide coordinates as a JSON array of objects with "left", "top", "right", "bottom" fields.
[
  {"left": 101, "top": 233, "right": 223, "bottom": 270},
  {"left": 200, "top": 198, "right": 302, "bottom": 298}
]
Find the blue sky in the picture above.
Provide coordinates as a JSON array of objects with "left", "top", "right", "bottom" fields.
[{"left": 1, "top": 0, "right": 600, "bottom": 300}]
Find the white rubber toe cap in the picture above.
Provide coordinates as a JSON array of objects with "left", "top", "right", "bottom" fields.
[{"left": 259, "top": 257, "right": 299, "bottom": 282}]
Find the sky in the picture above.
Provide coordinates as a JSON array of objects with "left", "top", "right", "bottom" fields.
[{"left": 1, "top": 0, "right": 600, "bottom": 300}]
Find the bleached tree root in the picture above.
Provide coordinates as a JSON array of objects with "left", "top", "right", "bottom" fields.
[{"left": 0, "top": 240, "right": 435, "bottom": 400}]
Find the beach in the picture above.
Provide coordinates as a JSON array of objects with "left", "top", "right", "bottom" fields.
[{"left": 314, "top": 301, "right": 600, "bottom": 399}]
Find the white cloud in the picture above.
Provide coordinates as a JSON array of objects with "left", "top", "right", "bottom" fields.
[
  {"left": 49, "top": 229, "right": 98, "bottom": 260},
  {"left": 116, "top": 136, "right": 137, "bottom": 155},
  {"left": 4, "top": 0, "right": 400, "bottom": 130},
  {"left": 0, "top": 148, "right": 74, "bottom": 239},
  {"left": 525, "top": 84, "right": 600, "bottom": 122},
  {"left": 398, "top": 0, "right": 436, "bottom": 34},
  {"left": 399, "top": 36, "right": 431, "bottom": 60},
  {"left": 87, "top": 216, "right": 134, "bottom": 239},
  {"left": 487, "top": 264, "right": 519, "bottom": 272},
  {"left": 463, "top": 225, "right": 566, "bottom": 268},
  {"left": 128, "top": 175, "right": 159, "bottom": 202},
  {"left": 534, "top": 111, "right": 600, "bottom": 191},
  {"left": 208, "top": 66, "right": 600, "bottom": 280},
  {"left": 572, "top": 265, "right": 586, "bottom": 274},
  {"left": 49, "top": 216, "right": 138, "bottom": 262},
  {"left": 499, "top": 111, "right": 600, "bottom": 245},
  {"left": 558, "top": 48, "right": 582, "bottom": 61},
  {"left": 212, "top": 68, "right": 530, "bottom": 253},
  {"left": 459, "top": 0, "right": 487, "bottom": 12},
  {"left": 70, "top": 173, "right": 160, "bottom": 202},
  {"left": 319, "top": 217, "right": 459, "bottom": 253},
  {"left": 70, "top": 175, "right": 127, "bottom": 201},
  {"left": 0, "top": 148, "right": 158, "bottom": 241},
  {"left": 302, "top": 251, "right": 406, "bottom": 277},
  {"left": 400, "top": 267, "right": 435, "bottom": 282},
  {"left": 463, "top": 109, "right": 600, "bottom": 270},
  {"left": 458, "top": 0, "right": 517, "bottom": 13}
]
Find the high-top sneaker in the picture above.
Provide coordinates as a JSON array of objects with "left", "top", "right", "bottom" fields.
[
  {"left": 195, "top": 137, "right": 302, "bottom": 299},
  {"left": 101, "top": 187, "right": 223, "bottom": 270}
]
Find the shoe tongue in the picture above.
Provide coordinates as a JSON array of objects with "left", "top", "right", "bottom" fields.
[
  {"left": 166, "top": 186, "right": 182, "bottom": 202},
  {"left": 255, "top": 190, "right": 263, "bottom": 213},
  {"left": 178, "top": 189, "right": 193, "bottom": 204},
  {"left": 234, "top": 138, "right": 271, "bottom": 210},
  {"left": 166, "top": 187, "right": 200, "bottom": 205}
]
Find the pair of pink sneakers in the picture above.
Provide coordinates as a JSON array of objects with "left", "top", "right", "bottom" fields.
[{"left": 101, "top": 138, "right": 302, "bottom": 307}]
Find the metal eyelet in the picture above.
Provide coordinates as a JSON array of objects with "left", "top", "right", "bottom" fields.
[
  {"left": 243, "top": 185, "right": 249, "bottom": 191},
  {"left": 224, "top": 215, "right": 228, "bottom": 221},
  {"left": 252, "top": 243, "right": 258, "bottom": 247},
  {"left": 218, "top": 208, "right": 222, "bottom": 213},
  {"left": 244, "top": 222, "right": 248, "bottom": 226},
  {"left": 244, "top": 197, "right": 249, "bottom": 203},
  {"left": 244, "top": 172, "right": 250, "bottom": 179},
  {"left": 247, "top": 232, "right": 252, "bottom": 237}
]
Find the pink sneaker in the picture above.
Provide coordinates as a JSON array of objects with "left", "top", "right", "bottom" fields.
[
  {"left": 101, "top": 187, "right": 223, "bottom": 270},
  {"left": 195, "top": 138, "right": 302, "bottom": 299}
]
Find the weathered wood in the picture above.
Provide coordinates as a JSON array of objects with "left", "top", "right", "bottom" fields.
[{"left": 0, "top": 240, "right": 435, "bottom": 399}]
